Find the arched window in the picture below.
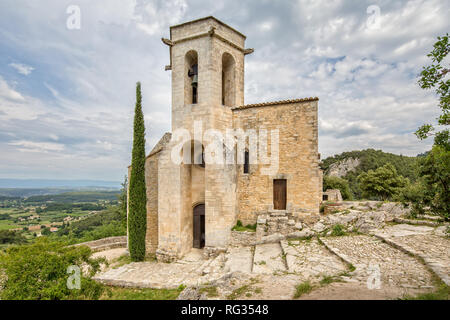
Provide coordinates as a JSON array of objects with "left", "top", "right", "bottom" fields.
[
  {"left": 243, "top": 150, "right": 249, "bottom": 174},
  {"left": 222, "top": 52, "right": 235, "bottom": 106},
  {"left": 185, "top": 50, "right": 198, "bottom": 105}
]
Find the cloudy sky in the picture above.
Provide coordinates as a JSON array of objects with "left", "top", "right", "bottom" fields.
[{"left": 0, "top": 0, "right": 448, "bottom": 182}]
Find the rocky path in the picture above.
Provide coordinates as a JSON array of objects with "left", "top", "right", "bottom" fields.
[
  {"left": 92, "top": 223, "right": 448, "bottom": 299},
  {"left": 374, "top": 224, "right": 450, "bottom": 285},
  {"left": 320, "top": 235, "right": 435, "bottom": 290},
  {"left": 281, "top": 239, "right": 346, "bottom": 278}
]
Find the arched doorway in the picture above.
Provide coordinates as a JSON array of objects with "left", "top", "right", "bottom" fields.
[{"left": 193, "top": 204, "right": 205, "bottom": 248}]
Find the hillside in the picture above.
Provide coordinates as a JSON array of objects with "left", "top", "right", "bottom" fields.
[{"left": 320, "top": 149, "right": 421, "bottom": 199}]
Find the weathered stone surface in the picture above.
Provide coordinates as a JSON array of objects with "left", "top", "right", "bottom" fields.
[
  {"left": 258, "top": 233, "right": 285, "bottom": 244},
  {"left": 75, "top": 236, "right": 127, "bottom": 252},
  {"left": 321, "top": 235, "right": 434, "bottom": 289},
  {"left": 280, "top": 239, "right": 346, "bottom": 277},
  {"left": 224, "top": 246, "right": 253, "bottom": 273},
  {"left": 286, "top": 229, "right": 314, "bottom": 239},
  {"left": 252, "top": 243, "right": 287, "bottom": 274},
  {"left": 312, "top": 222, "right": 326, "bottom": 233},
  {"left": 434, "top": 225, "right": 449, "bottom": 237},
  {"left": 374, "top": 224, "right": 450, "bottom": 286},
  {"left": 353, "top": 211, "right": 385, "bottom": 233},
  {"left": 230, "top": 231, "right": 256, "bottom": 246}
]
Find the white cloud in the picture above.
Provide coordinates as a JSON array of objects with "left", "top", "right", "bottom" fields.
[
  {"left": 9, "top": 62, "right": 34, "bottom": 75},
  {"left": 8, "top": 140, "right": 65, "bottom": 153},
  {"left": 0, "top": 76, "right": 24, "bottom": 101}
]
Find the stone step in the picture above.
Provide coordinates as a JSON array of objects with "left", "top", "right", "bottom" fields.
[{"left": 252, "top": 242, "right": 287, "bottom": 274}]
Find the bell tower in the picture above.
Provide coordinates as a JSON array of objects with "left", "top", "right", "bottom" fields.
[
  {"left": 162, "top": 16, "right": 253, "bottom": 133},
  {"left": 157, "top": 17, "right": 254, "bottom": 261}
]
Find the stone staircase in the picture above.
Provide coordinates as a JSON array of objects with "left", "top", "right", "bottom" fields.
[{"left": 255, "top": 209, "right": 303, "bottom": 242}]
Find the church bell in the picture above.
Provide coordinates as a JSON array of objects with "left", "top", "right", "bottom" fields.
[
  {"left": 188, "top": 64, "right": 198, "bottom": 87},
  {"left": 191, "top": 74, "right": 198, "bottom": 87}
]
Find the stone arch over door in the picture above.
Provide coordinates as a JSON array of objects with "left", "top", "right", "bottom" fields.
[{"left": 193, "top": 203, "right": 205, "bottom": 248}]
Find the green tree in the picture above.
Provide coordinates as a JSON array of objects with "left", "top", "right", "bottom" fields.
[
  {"left": 323, "top": 176, "right": 353, "bottom": 200},
  {"left": 0, "top": 238, "right": 105, "bottom": 300},
  {"left": 416, "top": 33, "right": 449, "bottom": 149},
  {"left": 358, "top": 163, "right": 408, "bottom": 200},
  {"left": 418, "top": 145, "right": 449, "bottom": 219},
  {"left": 128, "top": 82, "right": 147, "bottom": 261}
]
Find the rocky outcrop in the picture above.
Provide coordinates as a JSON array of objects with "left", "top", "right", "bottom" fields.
[{"left": 327, "top": 157, "right": 360, "bottom": 177}]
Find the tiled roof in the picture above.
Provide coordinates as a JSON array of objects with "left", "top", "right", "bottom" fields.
[{"left": 231, "top": 97, "right": 319, "bottom": 111}]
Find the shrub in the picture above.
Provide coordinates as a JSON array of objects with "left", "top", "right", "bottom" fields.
[
  {"left": 358, "top": 163, "right": 409, "bottom": 200},
  {"left": 0, "top": 238, "right": 105, "bottom": 300}
]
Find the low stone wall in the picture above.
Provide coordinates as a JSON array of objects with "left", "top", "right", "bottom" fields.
[
  {"left": 230, "top": 231, "right": 256, "bottom": 246},
  {"left": 74, "top": 236, "right": 127, "bottom": 252}
]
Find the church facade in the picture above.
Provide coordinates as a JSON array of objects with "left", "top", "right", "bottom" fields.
[{"left": 127, "top": 17, "right": 322, "bottom": 262}]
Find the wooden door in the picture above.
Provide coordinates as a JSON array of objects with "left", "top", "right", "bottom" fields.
[
  {"left": 273, "top": 179, "right": 287, "bottom": 210},
  {"left": 193, "top": 204, "right": 205, "bottom": 248}
]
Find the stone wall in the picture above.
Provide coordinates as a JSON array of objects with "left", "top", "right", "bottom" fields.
[
  {"left": 232, "top": 100, "right": 321, "bottom": 225},
  {"left": 145, "top": 152, "right": 159, "bottom": 254},
  {"left": 229, "top": 230, "right": 256, "bottom": 246}
]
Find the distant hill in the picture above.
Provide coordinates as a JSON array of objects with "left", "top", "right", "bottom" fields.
[
  {"left": 320, "top": 149, "right": 421, "bottom": 199},
  {"left": 0, "top": 179, "right": 121, "bottom": 189},
  {"left": 23, "top": 191, "right": 120, "bottom": 203}
]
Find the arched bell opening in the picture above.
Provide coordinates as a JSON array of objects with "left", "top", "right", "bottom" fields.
[{"left": 185, "top": 50, "right": 198, "bottom": 105}]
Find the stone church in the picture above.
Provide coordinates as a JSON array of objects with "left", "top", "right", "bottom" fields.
[{"left": 127, "top": 16, "right": 322, "bottom": 262}]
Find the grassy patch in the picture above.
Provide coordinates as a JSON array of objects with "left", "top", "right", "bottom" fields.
[
  {"left": 199, "top": 286, "right": 219, "bottom": 298},
  {"left": 293, "top": 281, "right": 313, "bottom": 299},
  {"left": 330, "top": 224, "right": 346, "bottom": 236},
  {"left": 320, "top": 275, "right": 345, "bottom": 286},
  {"left": 227, "top": 284, "right": 251, "bottom": 300},
  {"left": 227, "top": 278, "right": 261, "bottom": 300},
  {"left": 401, "top": 284, "right": 449, "bottom": 300},
  {"left": 102, "top": 285, "right": 183, "bottom": 300},
  {"left": 231, "top": 220, "right": 256, "bottom": 232}
]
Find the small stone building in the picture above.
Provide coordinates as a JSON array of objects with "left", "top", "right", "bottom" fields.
[
  {"left": 127, "top": 17, "right": 322, "bottom": 261},
  {"left": 322, "top": 189, "right": 343, "bottom": 202}
]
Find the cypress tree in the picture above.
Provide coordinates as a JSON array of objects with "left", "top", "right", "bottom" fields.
[{"left": 128, "top": 82, "right": 147, "bottom": 261}]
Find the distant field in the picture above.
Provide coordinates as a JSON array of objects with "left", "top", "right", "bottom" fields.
[{"left": 0, "top": 190, "right": 121, "bottom": 232}]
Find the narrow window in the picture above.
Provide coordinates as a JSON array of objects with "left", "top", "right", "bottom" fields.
[
  {"left": 243, "top": 150, "right": 249, "bottom": 174},
  {"left": 222, "top": 71, "right": 225, "bottom": 105}
]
